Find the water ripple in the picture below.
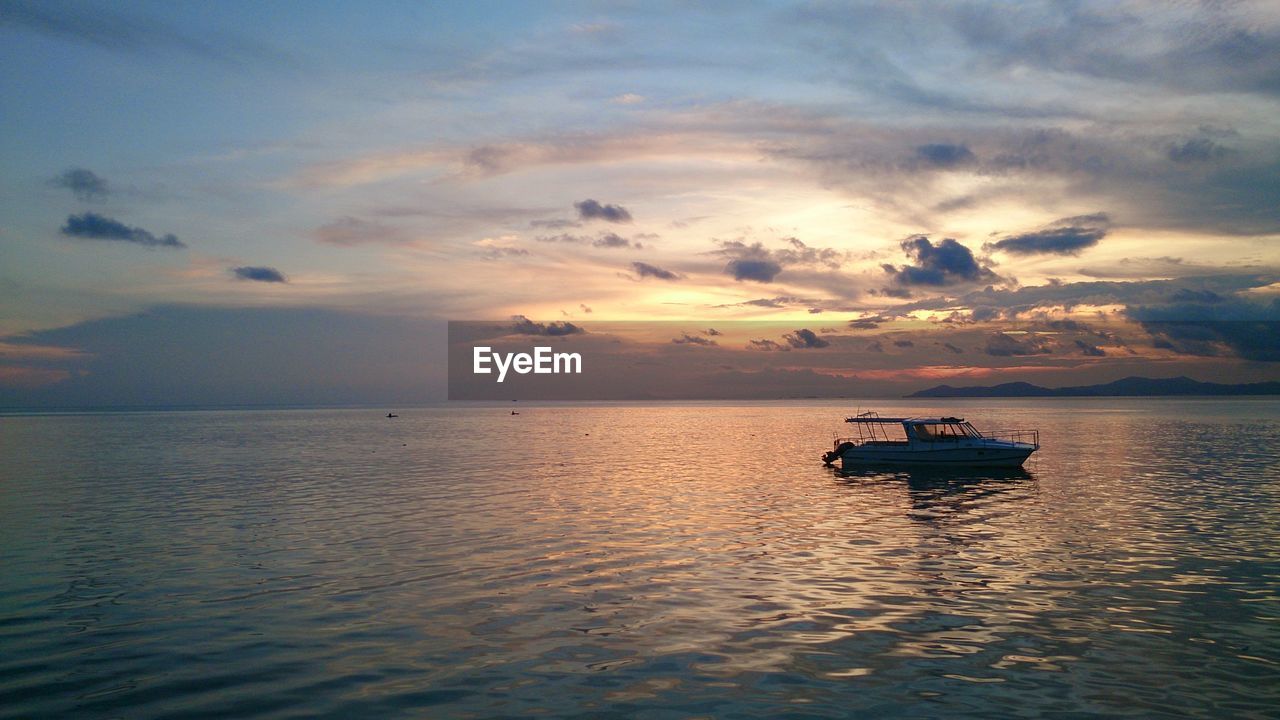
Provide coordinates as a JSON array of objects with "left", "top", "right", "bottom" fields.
[{"left": 1, "top": 400, "right": 1278, "bottom": 718}]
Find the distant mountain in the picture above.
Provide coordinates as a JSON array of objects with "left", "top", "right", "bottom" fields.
[{"left": 908, "top": 376, "right": 1280, "bottom": 398}]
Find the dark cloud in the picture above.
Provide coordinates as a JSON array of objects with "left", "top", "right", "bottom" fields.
[
  {"left": 1169, "top": 288, "right": 1223, "bottom": 304},
  {"left": 672, "top": 333, "right": 717, "bottom": 346},
  {"left": 593, "top": 233, "right": 636, "bottom": 249},
  {"left": 0, "top": 305, "right": 448, "bottom": 407},
  {"left": 575, "top": 199, "right": 632, "bottom": 223},
  {"left": 480, "top": 246, "right": 529, "bottom": 260},
  {"left": 53, "top": 168, "right": 108, "bottom": 201},
  {"left": 747, "top": 338, "right": 788, "bottom": 351},
  {"left": 510, "top": 315, "right": 584, "bottom": 336},
  {"left": 1075, "top": 339, "right": 1106, "bottom": 356},
  {"left": 726, "top": 259, "right": 783, "bottom": 282},
  {"left": 1167, "top": 138, "right": 1231, "bottom": 164},
  {"left": 705, "top": 328, "right": 722, "bottom": 336},
  {"left": 535, "top": 233, "right": 587, "bottom": 243},
  {"left": 536, "top": 232, "right": 640, "bottom": 248},
  {"left": 916, "top": 143, "right": 975, "bottom": 167},
  {"left": 902, "top": 274, "right": 1279, "bottom": 322},
  {"left": 60, "top": 212, "right": 184, "bottom": 248},
  {"left": 970, "top": 306, "right": 1002, "bottom": 322},
  {"left": 985, "top": 332, "right": 1052, "bottom": 356},
  {"left": 631, "top": 261, "right": 681, "bottom": 280},
  {"left": 986, "top": 213, "right": 1109, "bottom": 256},
  {"left": 1042, "top": 319, "right": 1086, "bottom": 331},
  {"left": 232, "top": 266, "right": 286, "bottom": 283},
  {"left": 942, "top": 342, "right": 965, "bottom": 354},
  {"left": 714, "top": 238, "right": 852, "bottom": 284},
  {"left": 1140, "top": 321, "right": 1280, "bottom": 362},
  {"left": 1127, "top": 293, "right": 1280, "bottom": 361},
  {"left": 848, "top": 317, "right": 882, "bottom": 329},
  {"left": 867, "top": 340, "right": 885, "bottom": 353},
  {"left": 783, "top": 328, "right": 830, "bottom": 349},
  {"left": 884, "top": 236, "right": 996, "bottom": 286},
  {"left": 875, "top": 286, "right": 914, "bottom": 299},
  {"left": 893, "top": 339, "right": 914, "bottom": 348},
  {"left": 579, "top": 304, "right": 593, "bottom": 314}
]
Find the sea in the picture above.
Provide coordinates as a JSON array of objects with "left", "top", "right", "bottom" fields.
[{"left": 2, "top": 398, "right": 1278, "bottom": 719}]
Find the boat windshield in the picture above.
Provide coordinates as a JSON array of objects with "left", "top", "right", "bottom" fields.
[{"left": 912, "top": 421, "right": 982, "bottom": 440}]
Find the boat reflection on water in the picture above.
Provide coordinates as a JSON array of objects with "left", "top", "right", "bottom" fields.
[
  {"left": 834, "top": 464, "right": 1035, "bottom": 484},
  {"left": 830, "top": 464, "right": 1037, "bottom": 527}
]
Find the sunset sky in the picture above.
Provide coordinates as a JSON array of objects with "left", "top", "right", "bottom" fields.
[{"left": 2, "top": 1, "right": 1278, "bottom": 405}]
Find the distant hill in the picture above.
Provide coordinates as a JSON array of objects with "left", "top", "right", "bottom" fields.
[{"left": 908, "top": 376, "right": 1280, "bottom": 398}]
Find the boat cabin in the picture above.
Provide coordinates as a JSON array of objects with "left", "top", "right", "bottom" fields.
[{"left": 825, "top": 411, "right": 1040, "bottom": 467}]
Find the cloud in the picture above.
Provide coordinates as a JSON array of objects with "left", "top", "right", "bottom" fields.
[
  {"left": 1140, "top": 321, "right": 1280, "bottom": 362},
  {"left": 579, "top": 304, "right": 593, "bottom": 314},
  {"left": 867, "top": 340, "right": 885, "bottom": 353},
  {"left": 232, "top": 266, "right": 286, "bottom": 283},
  {"left": 985, "top": 332, "right": 1052, "bottom": 356},
  {"left": 747, "top": 338, "right": 788, "bottom": 351},
  {"left": 535, "top": 233, "right": 587, "bottom": 243},
  {"left": 894, "top": 339, "right": 914, "bottom": 347},
  {"left": 717, "top": 296, "right": 819, "bottom": 309},
  {"left": 942, "top": 342, "right": 965, "bottom": 354},
  {"left": 593, "top": 233, "right": 637, "bottom": 249},
  {"left": 714, "top": 238, "right": 852, "bottom": 284},
  {"left": 52, "top": 168, "right": 108, "bottom": 201},
  {"left": 1167, "top": 138, "right": 1232, "bottom": 164},
  {"left": 725, "top": 258, "right": 783, "bottom": 282},
  {"left": 775, "top": 237, "right": 847, "bottom": 269},
  {"left": 530, "top": 218, "right": 581, "bottom": 229},
  {"left": 970, "top": 306, "right": 1002, "bottom": 322},
  {"left": 848, "top": 316, "right": 886, "bottom": 329},
  {"left": 480, "top": 246, "right": 529, "bottom": 260},
  {"left": 0, "top": 305, "right": 448, "bottom": 407},
  {"left": 985, "top": 213, "right": 1109, "bottom": 256},
  {"left": 315, "top": 217, "right": 402, "bottom": 246},
  {"left": 884, "top": 236, "right": 996, "bottom": 286},
  {"left": 783, "top": 328, "right": 829, "bottom": 349},
  {"left": 575, "top": 199, "right": 632, "bottom": 223},
  {"left": 915, "top": 143, "right": 975, "bottom": 168},
  {"left": 1126, "top": 292, "right": 1280, "bottom": 361},
  {"left": 672, "top": 333, "right": 717, "bottom": 346},
  {"left": 60, "top": 212, "right": 184, "bottom": 248},
  {"left": 2, "top": 0, "right": 291, "bottom": 68},
  {"left": 510, "top": 315, "right": 584, "bottom": 336},
  {"left": 631, "top": 261, "right": 681, "bottom": 280},
  {"left": 899, "top": 274, "right": 1280, "bottom": 327},
  {"left": 1075, "top": 339, "right": 1106, "bottom": 356}
]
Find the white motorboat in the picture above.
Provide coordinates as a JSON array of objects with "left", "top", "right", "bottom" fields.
[{"left": 823, "top": 411, "right": 1039, "bottom": 468}]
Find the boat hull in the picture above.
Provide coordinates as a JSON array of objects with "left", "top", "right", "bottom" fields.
[{"left": 838, "top": 444, "right": 1036, "bottom": 468}]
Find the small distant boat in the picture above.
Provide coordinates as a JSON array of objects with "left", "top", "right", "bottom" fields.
[
  {"left": 823, "top": 411, "right": 1039, "bottom": 468},
  {"left": 386, "top": 413, "right": 398, "bottom": 418}
]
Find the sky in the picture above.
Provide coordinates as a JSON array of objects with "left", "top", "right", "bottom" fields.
[{"left": 1, "top": 0, "right": 1278, "bottom": 406}]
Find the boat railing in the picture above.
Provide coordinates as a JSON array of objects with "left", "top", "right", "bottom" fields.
[{"left": 983, "top": 429, "right": 1040, "bottom": 448}]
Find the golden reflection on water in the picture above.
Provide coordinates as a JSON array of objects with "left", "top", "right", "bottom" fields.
[{"left": 1, "top": 399, "right": 1278, "bottom": 717}]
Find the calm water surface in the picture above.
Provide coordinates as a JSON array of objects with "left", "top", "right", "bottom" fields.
[{"left": 2, "top": 399, "right": 1278, "bottom": 718}]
